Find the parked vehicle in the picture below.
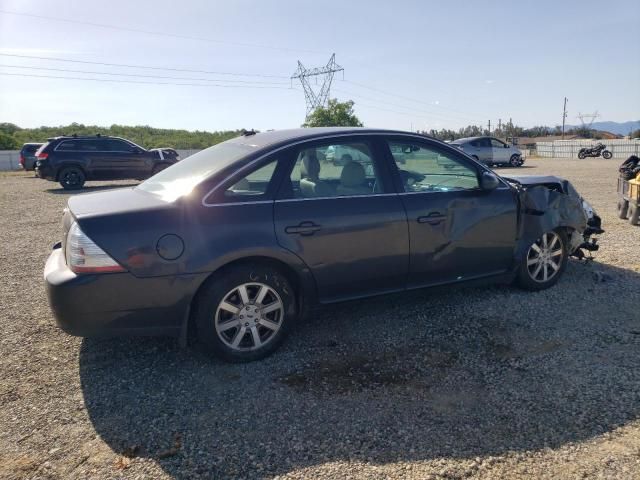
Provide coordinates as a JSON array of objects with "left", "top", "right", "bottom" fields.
[
  {"left": 451, "top": 136, "right": 524, "bottom": 167},
  {"left": 19, "top": 143, "right": 43, "bottom": 171},
  {"left": 44, "top": 128, "right": 602, "bottom": 362},
  {"left": 617, "top": 155, "right": 640, "bottom": 225},
  {"left": 578, "top": 143, "right": 612, "bottom": 159},
  {"left": 34, "top": 135, "right": 180, "bottom": 190}
]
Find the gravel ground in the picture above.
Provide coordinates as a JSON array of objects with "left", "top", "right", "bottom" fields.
[{"left": 1, "top": 158, "right": 639, "bottom": 480}]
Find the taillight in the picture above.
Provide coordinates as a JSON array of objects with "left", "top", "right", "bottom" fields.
[
  {"left": 65, "top": 222, "right": 125, "bottom": 274},
  {"left": 37, "top": 152, "right": 48, "bottom": 159},
  {"left": 20, "top": 155, "right": 25, "bottom": 166}
]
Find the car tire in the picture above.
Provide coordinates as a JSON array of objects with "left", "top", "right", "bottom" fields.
[
  {"left": 151, "top": 163, "right": 170, "bottom": 176},
  {"left": 510, "top": 155, "right": 523, "bottom": 167},
  {"left": 617, "top": 199, "right": 629, "bottom": 219},
  {"left": 628, "top": 204, "right": 639, "bottom": 225},
  {"left": 515, "top": 229, "right": 568, "bottom": 291},
  {"left": 58, "top": 167, "right": 86, "bottom": 190},
  {"left": 193, "top": 264, "right": 297, "bottom": 362}
]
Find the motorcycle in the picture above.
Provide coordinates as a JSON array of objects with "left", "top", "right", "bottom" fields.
[{"left": 578, "top": 142, "right": 613, "bottom": 159}]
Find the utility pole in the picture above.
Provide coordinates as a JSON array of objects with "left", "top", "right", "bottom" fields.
[
  {"left": 498, "top": 118, "right": 502, "bottom": 134},
  {"left": 562, "top": 97, "right": 568, "bottom": 139},
  {"left": 488, "top": 120, "right": 491, "bottom": 135}
]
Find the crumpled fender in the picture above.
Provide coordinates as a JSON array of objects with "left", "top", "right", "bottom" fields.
[{"left": 513, "top": 179, "right": 588, "bottom": 264}]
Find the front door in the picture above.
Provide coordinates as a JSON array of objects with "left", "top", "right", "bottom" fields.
[
  {"left": 384, "top": 137, "right": 518, "bottom": 288},
  {"left": 274, "top": 137, "right": 409, "bottom": 302},
  {"left": 490, "top": 138, "right": 510, "bottom": 164}
]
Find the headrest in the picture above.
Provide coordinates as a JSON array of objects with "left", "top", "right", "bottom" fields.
[
  {"left": 301, "top": 153, "right": 320, "bottom": 179},
  {"left": 340, "top": 161, "right": 365, "bottom": 187}
]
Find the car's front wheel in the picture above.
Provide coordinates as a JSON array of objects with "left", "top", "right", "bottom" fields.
[
  {"left": 58, "top": 167, "right": 86, "bottom": 190},
  {"left": 516, "top": 230, "right": 568, "bottom": 291},
  {"left": 194, "top": 264, "right": 297, "bottom": 362}
]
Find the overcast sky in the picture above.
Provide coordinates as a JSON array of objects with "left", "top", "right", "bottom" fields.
[{"left": 1, "top": 0, "right": 639, "bottom": 132}]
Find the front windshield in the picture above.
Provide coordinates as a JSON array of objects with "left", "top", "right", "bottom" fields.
[{"left": 136, "top": 140, "right": 257, "bottom": 201}]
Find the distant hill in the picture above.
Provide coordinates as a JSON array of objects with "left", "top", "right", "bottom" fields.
[{"left": 565, "top": 120, "right": 640, "bottom": 136}]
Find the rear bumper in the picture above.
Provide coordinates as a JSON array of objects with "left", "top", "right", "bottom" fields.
[
  {"left": 44, "top": 246, "right": 207, "bottom": 337},
  {"left": 35, "top": 162, "right": 55, "bottom": 180}
]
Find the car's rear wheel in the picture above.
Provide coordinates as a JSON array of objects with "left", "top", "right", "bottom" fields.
[
  {"left": 516, "top": 230, "right": 568, "bottom": 291},
  {"left": 59, "top": 167, "right": 85, "bottom": 190},
  {"left": 194, "top": 264, "right": 297, "bottom": 362},
  {"left": 510, "top": 155, "right": 523, "bottom": 167}
]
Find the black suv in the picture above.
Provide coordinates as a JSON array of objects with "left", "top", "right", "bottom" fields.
[{"left": 35, "top": 135, "right": 180, "bottom": 190}]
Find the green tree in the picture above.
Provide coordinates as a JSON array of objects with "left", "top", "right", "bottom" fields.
[
  {"left": 631, "top": 129, "right": 640, "bottom": 139},
  {"left": 0, "top": 132, "right": 18, "bottom": 149},
  {"left": 302, "top": 99, "right": 363, "bottom": 127}
]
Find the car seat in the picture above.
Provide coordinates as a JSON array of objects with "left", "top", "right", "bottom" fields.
[
  {"left": 336, "top": 161, "right": 370, "bottom": 196},
  {"left": 299, "top": 154, "right": 333, "bottom": 197}
]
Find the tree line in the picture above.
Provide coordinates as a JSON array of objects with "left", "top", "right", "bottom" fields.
[{"left": 0, "top": 122, "right": 244, "bottom": 150}]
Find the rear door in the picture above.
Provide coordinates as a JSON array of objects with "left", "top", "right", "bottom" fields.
[
  {"left": 273, "top": 136, "right": 409, "bottom": 302},
  {"left": 384, "top": 136, "right": 518, "bottom": 288}
]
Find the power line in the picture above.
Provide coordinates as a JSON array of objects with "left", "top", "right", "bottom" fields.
[
  {"left": 341, "top": 79, "right": 487, "bottom": 120},
  {"left": 0, "top": 9, "right": 325, "bottom": 55},
  {"left": 332, "top": 86, "right": 485, "bottom": 124},
  {"left": 0, "top": 53, "right": 290, "bottom": 79},
  {"left": 0, "top": 72, "right": 296, "bottom": 89},
  {"left": 0, "top": 64, "right": 289, "bottom": 85}
]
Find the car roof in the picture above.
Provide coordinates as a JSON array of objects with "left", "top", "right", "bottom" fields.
[
  {"left": 46, "top": 135, "right": 127, "bottom": 142},
  {"left": 227, "top": 127, "right": 436, "bottom": 149},
  {"left": 452, "top": 136, "right": 487, "bottom": 143},
  {"left": 21, "top": 142, "right": 43, "bottom": 146}
]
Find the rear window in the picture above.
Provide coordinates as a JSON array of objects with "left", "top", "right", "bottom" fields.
[
  {"left": 136, "top": 139, "right": 258, "bottom": 202},
  {"left": 21, "top": 144, "right": 41, "bottom": 154}
]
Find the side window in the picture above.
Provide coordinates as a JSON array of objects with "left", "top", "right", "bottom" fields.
[
  {"left": 490, "top": 138, "right": 505, "bottom": 148},
  {"left": 481, "top": 138, "right": 492, "bottom": 148},
  {"left": 106, "top": 139, "right": 134, "bottom": 152},
  {"left": 56, "top": 140, "right": 78, "bottom": 151},
  {"left": 388, "top": 141, "right": 480, "bottom": 192},
  {"left": 288, "top": 142, "right": 382, "bottom": 199},
  {"left": 223, "top": 159, "right": 279, "bottom": 200}
]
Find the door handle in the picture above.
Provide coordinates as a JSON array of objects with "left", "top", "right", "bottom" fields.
[
  {"left": 285, "top": 221, "right": 321, "bottom": 236},
  {"left": 417, "top": 212, "right": 446, "bottom": 225}
]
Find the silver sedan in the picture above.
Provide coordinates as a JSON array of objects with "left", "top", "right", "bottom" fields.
[{"left": 451, "top": 136, "right": 524, "bottom": 167}]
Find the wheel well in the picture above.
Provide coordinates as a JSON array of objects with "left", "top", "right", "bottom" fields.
[{"left": 186, "top": 256, "right": 305, "bottom": 342}]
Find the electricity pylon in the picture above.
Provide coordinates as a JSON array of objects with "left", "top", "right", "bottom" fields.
[
  {"left": 292, "top": 53, "right": 344, "bottom": 118},
  {"left": 577, "top": 111, "right": 600, "bottom": 129}
]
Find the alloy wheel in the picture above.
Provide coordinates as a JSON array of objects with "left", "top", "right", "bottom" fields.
[
  {"left": 214, "top": 283, "right": 284, "bottom": 351},
  {"left": 526, "top": 232, "right": 564, "bottom": 283},
  {"left": 63, "top": 171, "right": 80, "bottom": 187}
]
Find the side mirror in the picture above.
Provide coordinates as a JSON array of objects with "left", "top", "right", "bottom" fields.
[
  {"left": 133, "top": 147, "right": 142, "bottom": 154},
  {"left": 480, "top": 171, "right": 500, "bottom": 191}
]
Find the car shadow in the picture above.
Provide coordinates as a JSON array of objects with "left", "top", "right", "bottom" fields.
[
  {"left": 45, "top": 183, "right": 139, "bottom": 194},
  {"left": 79, "top": 259, "right": 640, "bottom": 478}
]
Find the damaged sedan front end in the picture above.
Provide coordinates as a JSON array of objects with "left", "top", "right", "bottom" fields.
[{"left": 505, "top": 175, "right": 604, "bottom": 261}]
